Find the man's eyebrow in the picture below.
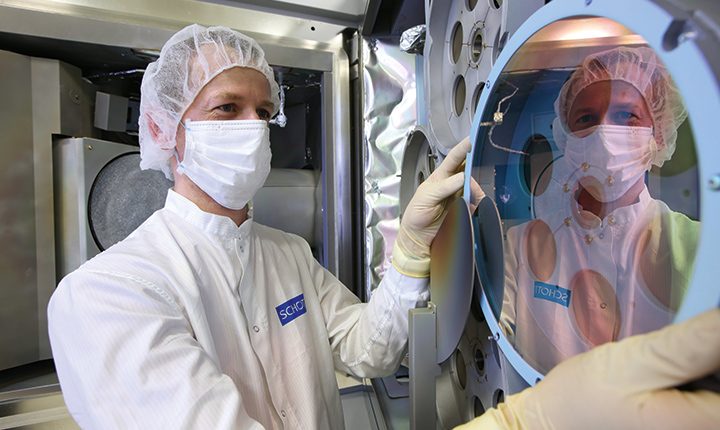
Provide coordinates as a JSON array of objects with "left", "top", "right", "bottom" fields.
[
  {"left": 569, "top": 106, "right": 598, "bottom": 116},
  {"left": 611, "top": 100, "right": 645, "bottom": 109},
  {"left": 211, "top": 91, "right": 246, "bottom": 101},
  {"left": 209, "top": 91, "right": 273, "bottom": 108}
]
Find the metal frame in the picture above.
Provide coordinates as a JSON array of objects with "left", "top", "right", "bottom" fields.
[
  {"left": 408, "top": 304, "right": 440, "bottom": 430},
  {"left": 0, "top": 0, "right": 354, "bottom": 287}
]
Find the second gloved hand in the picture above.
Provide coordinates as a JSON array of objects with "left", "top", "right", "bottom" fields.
[
  {"left": 454, "top": 308, "right": 720, "bottom": 430},
  {"left": 392, "top": 137, "right": 472, "bottom": 278}
]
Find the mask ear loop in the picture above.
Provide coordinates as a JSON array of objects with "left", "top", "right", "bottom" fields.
[
  {"left": 169, "top": 112, "right": 190, "bottom": 174},
  {"left": 647, "top": 126, "right": 660, "bottom": 166}
]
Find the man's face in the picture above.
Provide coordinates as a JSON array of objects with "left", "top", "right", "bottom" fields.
[
  {"left": 567, "top": 80, "right": 654, "bottom": 138},
  {"left": 566, "top": 79, "right": 655, "bottom": 205},
  {"left": 175, "top": 66, "right": 274, "bottom": 161}
]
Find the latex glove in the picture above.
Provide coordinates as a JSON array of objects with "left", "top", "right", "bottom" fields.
[
  {"left": 455, "top": 308, "right": 720, "bottom": 430},
  {"left": 393, "top": 137, "right": 472, "bottom": 278}
]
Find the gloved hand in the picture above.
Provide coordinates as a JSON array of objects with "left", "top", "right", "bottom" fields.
[
  {"left": 454, "top": 308, "right": 720, "bottom": 430},
  {"left": 393, "top": 137, "right": 472, "bottom": 278}
]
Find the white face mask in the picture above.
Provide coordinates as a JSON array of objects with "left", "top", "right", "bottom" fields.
[
  {"left": 176, "top": 119, "right": 272, "bottom": 210},
  {"left": 562, "top": 124, "right": 656, "bottom": 202}
]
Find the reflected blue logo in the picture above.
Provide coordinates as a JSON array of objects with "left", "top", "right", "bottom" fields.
[
  {"left": 533, "top": 281, "right": 571, "bottom": 307},
  {"left": 276, "top": 294, "right": 306, "bottom": 326}
]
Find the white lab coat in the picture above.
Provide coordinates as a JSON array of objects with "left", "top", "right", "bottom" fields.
[
  {"left": 501, "top": 187, "right": 698, "bottom": 374},
  {"left": 48, "top": 190, "right": 428, "bottom": 429}
]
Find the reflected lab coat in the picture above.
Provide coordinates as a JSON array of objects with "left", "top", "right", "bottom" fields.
[
  {"left": 501, "top": 187, "right": 698, "bottom": 374},
  {"left": 48, "top": 190, "right": 428, "bottom": 429}
]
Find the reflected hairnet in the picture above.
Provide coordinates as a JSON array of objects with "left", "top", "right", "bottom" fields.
[
  {"left": 139, "top": 24, "right": 280, "bottom": 179},
  {"left": 554, "top": 46, "right": 687, "bottom": 167}
]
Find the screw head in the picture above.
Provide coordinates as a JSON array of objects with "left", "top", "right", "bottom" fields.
[{"left": 709, "top": 175, "right": 720, "bottom": 191}]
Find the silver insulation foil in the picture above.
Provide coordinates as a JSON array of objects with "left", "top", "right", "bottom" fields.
[
  {"left": 399, "top": 24, "right": 426, "bottom": 55},
  {"left": 362, "top": 38, "right": 418, "bottom": 296}
]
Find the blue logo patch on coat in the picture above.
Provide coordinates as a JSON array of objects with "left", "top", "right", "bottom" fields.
[
  {"left": 276, "top": 294, "right": 306, "bottom": 326},
  {"left": 533, "top": 281, "right": 571, "bottom": 307}
]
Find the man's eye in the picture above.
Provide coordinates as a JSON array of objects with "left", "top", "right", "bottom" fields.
[
  {"left": 575, "top": 114, "right": 596, "bottom": 127},
  {"left": 217, "top": 104, "right": 233, "bottom": 112},
  {"left": 614, "top": 111, "right": 635, "bottom": 123},
  {"left": 257, "top": 109, "right": 271, "bottom": 119}
]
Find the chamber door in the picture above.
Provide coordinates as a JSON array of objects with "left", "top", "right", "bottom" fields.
[{"left": 468, "top": 0, "right": 720, "bottom": 385}]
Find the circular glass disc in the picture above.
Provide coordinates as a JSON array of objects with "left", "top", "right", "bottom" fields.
[
  {"left": 470, "top": 16, "right": 700, "bottom": 377},
  {"left": 431, "top": 197, "right": 475, "bottom": 363}
]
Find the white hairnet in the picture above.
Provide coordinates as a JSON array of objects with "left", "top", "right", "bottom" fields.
[
  {"left": 139, "top": 24, "right": 280, "bottom": 179},
  {"left": 553, "top": 46, "right": 687, "bottom": 167}
]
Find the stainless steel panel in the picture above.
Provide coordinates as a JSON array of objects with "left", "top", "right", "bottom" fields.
[
  {"left": 0, "top": 0, "right": 346, "bottom": 46},
  {"left": 0, "top": 53, "right": 87, "bottom": 370},
  {"left": 53, "top": 137, "right": 174, "bottom": 281},
  {"left": 252, "top": 169, "right": 319, "bottom": 247},
  {"left": 31, "top": 59, "right": 94, "bottom": 362},
  {"left": 197, "top": 0, "right": 366, "bottom": 28},
  {"left": 0, "top": 49, "right": 39, "bottom": 371},
  {"left": 323, "top": 61, "right": 354, "bottom": 288},
  {"left": 0, "top": 385, "right": 79, "bottom": 429}
]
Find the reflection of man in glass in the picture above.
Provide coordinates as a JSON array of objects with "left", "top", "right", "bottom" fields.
[{"left": 501, "top": 46, "right": 698, "bottom": 373}]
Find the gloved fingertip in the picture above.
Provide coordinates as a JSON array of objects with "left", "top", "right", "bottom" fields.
[
  {"left": 451, "top": 171, "right": 466, "bottom": 188},
  {"left": 420, "top": 172, "right": 466, "bottom": 203},
  {"left": 439, "top": 140, "right": 473, "bottom": 173},
  {"left": 459, "top": 136, "right": 472, "bottom": 152},
  {"left": 438, "top": 172, "right": 465, "bottom": 198}
]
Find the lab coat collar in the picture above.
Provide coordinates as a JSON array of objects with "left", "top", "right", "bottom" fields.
[
  {"left": 566, "top": 186, "right": 652, "bottom": 234},
  {"left": 607, "top": 186, "right": 651, "bottom": 226},
  {"left": 164, "top": 189, "right": 253, "bottom": 240}
]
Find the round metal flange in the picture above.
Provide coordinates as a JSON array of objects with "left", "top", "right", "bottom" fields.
[
  {"left": 424, "top": 0, "right": 544, "bottom": 154},
  {"left": 400, "top": 126, "right": 438, "bottom": 217},
  {"left": 436, "top": 308, "right": 508, "bottom": 427}
]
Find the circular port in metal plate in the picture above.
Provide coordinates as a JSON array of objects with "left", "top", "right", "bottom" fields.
[
  {"left": 454, "top": 75, "right": 467, "bottom": 116},
  {"left": 454, "top": 349, "right": 468, "bottom": 390}
]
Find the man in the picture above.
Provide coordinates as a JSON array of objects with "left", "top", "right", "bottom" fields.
[{"left": 48, "top": 24, "right": 468, "bottom": 429}]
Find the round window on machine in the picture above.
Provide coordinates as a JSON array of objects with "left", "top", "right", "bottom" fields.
[
  {"left": 466, "top": 0, "right": 720, "bottom": 386},
  {"left": 88, "top": 152, "right": 173, "bottom": 251}
]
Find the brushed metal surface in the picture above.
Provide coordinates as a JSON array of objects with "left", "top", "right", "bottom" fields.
[{"left": 0, "top": 49, "right": 39, "bottom": 371}]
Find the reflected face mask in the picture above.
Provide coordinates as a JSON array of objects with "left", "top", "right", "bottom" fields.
[
  {"left": 563, "top": 125, "right": 656, "bottom": 203},
  {"left": 176, "top": 119, "right": 272, "bottom": 210}
]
